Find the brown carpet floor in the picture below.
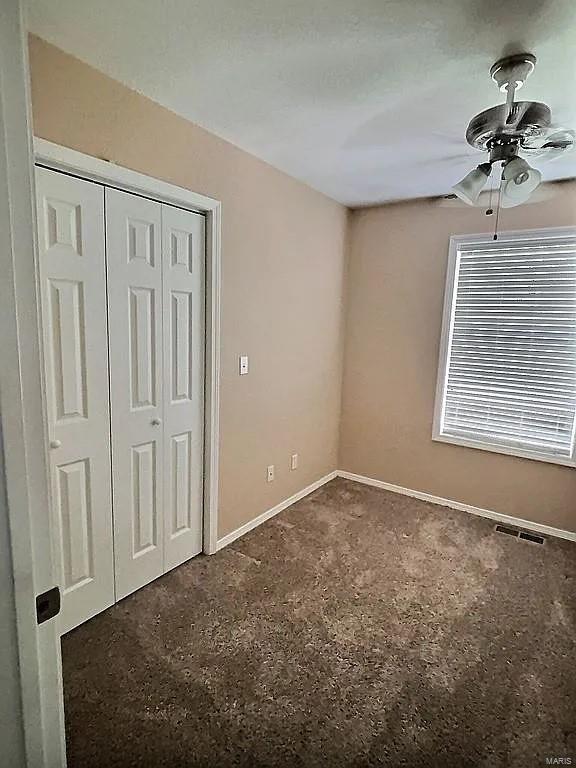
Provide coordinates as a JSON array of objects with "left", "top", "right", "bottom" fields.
[{"left": 62, "top": 478, "right": 576, "bottom": 768}]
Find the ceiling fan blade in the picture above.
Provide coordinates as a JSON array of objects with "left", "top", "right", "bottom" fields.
[
  {"left": 542, "top": 131, "right": 576, "bottom": 149},
  {"left": 434, "top": 196, "right": 475, "bottom": 208},
  {"left": 439, "top": 153, "right": 484, "bottom": 164},
  {"left": 521, "top": 128, "right": 576, "bottom": 162},
  {"left": 434, "top": 188, "right": 497, "bottom": 208}
]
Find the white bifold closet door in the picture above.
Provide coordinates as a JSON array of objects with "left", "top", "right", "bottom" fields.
[
  {"left": 35, "top": 167, "right": 115, "bottom": 633},
  {"left": 105, "top": 190, "right": 164, "bottom": 600},
  {"left": 161, "top": 204, "right": 205, "bottom": 572},
  {"left": 105, "top": 189, "right": 204, "bottom": 600}
]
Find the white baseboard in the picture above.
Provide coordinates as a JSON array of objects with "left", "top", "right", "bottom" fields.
[
  {"left": 215, "top": 471, "right": 338, "bottom": 551},
  {"left": 337, "top": 470, "right": 576, "bottom": 543},
  {"left": 214, "top": 469, "right": 576, "bottom": 552}
]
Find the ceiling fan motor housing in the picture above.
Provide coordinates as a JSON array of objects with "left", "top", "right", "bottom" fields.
[
  {"left": 488, "top": 137, "right": 520, "bottom": 164},
  {"left": 466, "top": 102, "right": 551, "bottom": 151}
]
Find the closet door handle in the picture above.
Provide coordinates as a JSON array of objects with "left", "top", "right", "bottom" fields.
[
  {"left": 151, "top": 418, "right": 161, "bottom": 426},
  {"left": 49, "top": 439, "right": 62, "bottom": 449}
]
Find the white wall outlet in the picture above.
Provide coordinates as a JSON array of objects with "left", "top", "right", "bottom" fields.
[
  {"left": 267, "top": 464, "right": 275, "bottom": 482},
  {"left": 290, "top": 453, "right": 298, "bottom": 471},
  {"left": 239, "top": 355, "right": 249, "bottom": 375}
]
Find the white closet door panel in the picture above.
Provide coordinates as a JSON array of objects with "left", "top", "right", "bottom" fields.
[
  {"left": 106, "top": 188, "right": 164, "bottom": 599},
  {"left": 162, "top": 205, "right": 205, "bottom": 570},
  {"left": 35, "top": 167, "right": 114, "bottom": 633}
]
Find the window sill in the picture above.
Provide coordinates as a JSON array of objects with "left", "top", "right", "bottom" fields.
[{"left": 431, "top": 431, "right": 576, "bottom": 468}]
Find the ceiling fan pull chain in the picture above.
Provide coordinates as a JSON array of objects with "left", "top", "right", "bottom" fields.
[
  {"left": 485, "top": 166, "right": 494, "bottom": 215},
  {"left": 493, "top": 168, "right": 504, "bottom": 240}
]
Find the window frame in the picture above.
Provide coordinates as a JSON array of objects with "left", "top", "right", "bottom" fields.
[{"left": 432, "top": 226, "right": 576, "bottom": 468}]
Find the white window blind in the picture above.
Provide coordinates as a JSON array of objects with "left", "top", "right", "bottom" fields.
[{"left": 434, "top": 229, "right": 576, "bottom": 466}]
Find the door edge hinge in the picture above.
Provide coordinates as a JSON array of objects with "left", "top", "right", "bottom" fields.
[{"left": 36, "top": 586, "right": 61, "bottom": 625}]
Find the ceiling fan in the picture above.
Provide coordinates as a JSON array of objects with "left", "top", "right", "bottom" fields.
[{"left": 451, "top": 53, "right": 575, "bottom": 209}]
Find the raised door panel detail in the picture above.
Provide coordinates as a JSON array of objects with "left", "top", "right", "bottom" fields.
[
  {"left": 48, "top": 279, "right": 87, "bottom": 422},
  {"left": 57, "top": 459, "right": 93, "bottom": 593},
  {"left": 128, "top": 218, "right": 155, "bottom": 266},
  {"left": 131, "top": 442, "right": 157, "bottom": 556},
  {"left": 170, "top": 432, "right": 192, "bottom": 537},
  {"left": 129, "top": 287, "right": 157, "bottom": 409},
  {"left": 171, "top": 290, "right": 192, "bottom": 403},
  {"left": 44, "top": 198, "right": 82, "bottom": 255},
  {"left": 170, "top": 228, "right": 193, "bottom": 272}
]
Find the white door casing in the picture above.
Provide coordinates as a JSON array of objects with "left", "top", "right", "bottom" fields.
[
  {"left": 106, "top": 188, "right": 164, "bottom": 600},
  {"left": 1, "top": 4, "right": 67, "bottom": 761},
  {"left": 35, "top": 167, "right": 115, "bottom": 633},
  {"left": 162, "top": 204, "right": 205, "bottom": 571},
  {"left": 34, "top": 138, "right": 222, "bottom": 558}
]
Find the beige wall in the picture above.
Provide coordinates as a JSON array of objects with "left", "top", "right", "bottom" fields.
[
  {"left": 341, "top": 189, "right": 576, "bottom": 532},
  {"left": 29, "top": 35, "right": 576, "bottom": 539},
  {"left": 29, "top": 36, "right": 348, "bottom": 539}
]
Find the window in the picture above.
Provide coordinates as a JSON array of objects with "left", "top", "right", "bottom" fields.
[{"left": 433, "top": 228, "right": 576, "bottom": 467}]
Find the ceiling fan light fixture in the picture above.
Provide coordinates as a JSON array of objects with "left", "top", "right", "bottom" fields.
[
  {"left": 451, "top": 163, "right": 491, "bottom": 205},
  {"left": 501, "top": 157, "right": 542, "bottom": 207}
]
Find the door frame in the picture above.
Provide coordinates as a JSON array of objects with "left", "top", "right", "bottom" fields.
[
  {"left": 0, "top": 4, "right": 66, "bottom": 765},
  {"left": 34, "top": 138, "right": 221, "bottom": 556}
]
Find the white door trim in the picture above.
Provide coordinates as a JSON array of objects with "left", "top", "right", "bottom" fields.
[
  {"left": 33, "top": 137, "right": 221, "bottom": 556},
  {"left": 0, "top": 6, "right": 66, "bottom": 765}
]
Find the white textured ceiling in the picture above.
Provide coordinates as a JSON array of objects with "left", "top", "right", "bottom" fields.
[{"left": 28, "top": 0, "right": 576, "bottom": 206}]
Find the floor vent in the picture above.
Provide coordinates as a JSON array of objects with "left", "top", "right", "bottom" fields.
[
  {"left": 495, "top": 524, "right": 519, "bottom": 537},
  {"left": 494, "top": 524, "right": 545, "bottom": 545},
  {"left": 518, "top": 531, "right": 545, "bottom": 545}
]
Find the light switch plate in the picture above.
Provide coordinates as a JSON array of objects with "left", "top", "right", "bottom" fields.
[{"left": 239, "top": 355, "right": 249, "bottom": 375}]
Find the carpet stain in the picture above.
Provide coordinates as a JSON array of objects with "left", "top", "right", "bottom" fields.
[
  {"left": 232, "top": 550, "right": 262, "bottom": 566},
  {"left": 62, "top": 478, "right": 576, "bottom": 767}
]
